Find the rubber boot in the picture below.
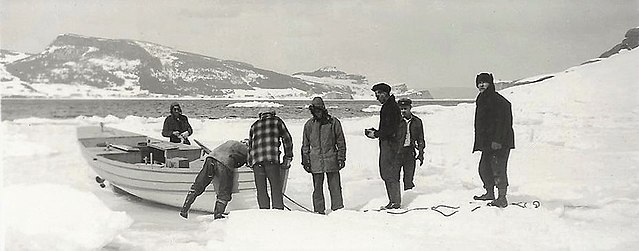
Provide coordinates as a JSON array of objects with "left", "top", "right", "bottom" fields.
[
  {"left": 491, "top": 188, "right": 508, "bottom": 208},
  {"left": 473, "top": 187, "right": 495, "bottom": 201},
  {"left": 179, "top": 191, "right": 197, "bottom": 219},
  {"left": 213, "top": 200, "right": 227, "bottom": 220}
]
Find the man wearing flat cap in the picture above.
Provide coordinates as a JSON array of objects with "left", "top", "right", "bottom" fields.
[
  {"left": 397, "top": 98, "right": 426, "bottom": 191},
  {"left": 365, "top": 82, "right": 402, "bottom": 209}
]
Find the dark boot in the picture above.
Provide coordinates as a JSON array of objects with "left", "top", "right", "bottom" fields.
[
  {"left": 213, "top": 200, "right": 227, "bottom": 220},
  {"left": 383, "top": 202, "right": 401, "bottom": 209},
  {"left": 490, "top": 188, "right": 508, "bottom": 208},
  {"left": 179, "top": 191, "right": 197, "bottom": 219},
  {"left": 473, "top": 187, "right": 495, "bottom": 201}
]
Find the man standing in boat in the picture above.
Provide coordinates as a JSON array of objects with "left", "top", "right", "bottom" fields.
[
  {"left": 162, "top": 102, "right": 193, "bottom": 145},
  {"left": 248, "top": 110, "right": 294, "bottom": 210},
  {"left": 180, "top": 140, "right": 249, "bottom": 219}
]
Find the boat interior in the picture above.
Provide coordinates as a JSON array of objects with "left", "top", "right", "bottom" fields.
[{"left": 78, "top": 126, "right": 202, "bottom": 166}]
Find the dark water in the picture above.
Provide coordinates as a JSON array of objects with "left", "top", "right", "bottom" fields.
[{"left": 0, "top": 99, "right": 473, "bottom": 121}]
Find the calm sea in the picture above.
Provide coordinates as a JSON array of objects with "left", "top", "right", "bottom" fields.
[{"left": 0, "top": 99, "right": 474, "bottom": 121}]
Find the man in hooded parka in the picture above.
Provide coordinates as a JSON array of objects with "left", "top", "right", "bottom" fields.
[
  {"left": 472, "top": 72, "right": 515, "bottom": 208},
  {"left": 162, "top": 102, "right": 193, "bottom": 145},
  {"left": 301, "top": 97, "right": 347, "bottom": 214}
]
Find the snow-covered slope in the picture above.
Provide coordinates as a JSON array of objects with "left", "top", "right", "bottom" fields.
[{"left": 0, "top": 50, "right": 45, "bottom": 97}]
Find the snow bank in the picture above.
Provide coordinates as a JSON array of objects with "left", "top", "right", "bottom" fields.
[
  {"left": 2, "top": 184, "right": 133, "bottom": 251},
  {"left": 361, "top": 104, "right": 381, "bottom": 113},
  {"left": 227, "top": 101, "right": 284, "bottom": 108},
  {"left": 505, "top": 50, "right": 639, "bottom": 117}
]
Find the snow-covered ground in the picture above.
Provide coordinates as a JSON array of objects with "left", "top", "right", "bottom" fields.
[{"left": 2, "top": 49, "right": 638, "bottom": 250}]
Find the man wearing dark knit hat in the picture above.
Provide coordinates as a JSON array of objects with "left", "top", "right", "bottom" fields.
[
  {"left": 366, "top": 82, "right": 402, "bottom": 209},
  {"left": 472, "top": 72, "right": 515, "bottom": 208},
  {"left": 397, "top": 98, "right": 426, "bottom": 191}
]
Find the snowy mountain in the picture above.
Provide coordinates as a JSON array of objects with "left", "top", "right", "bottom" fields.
[
  {"left": 0, "top": 34, "right": 348, "bottom": 99},
  {"left": 292, "top": 66, "right": 373, "bottom": 99},
  {"left": 392, "top": 83, "right": 433, "bottom": 99},
  {"left": 293, "top": 66, "right": 433, "bottom": 99}
]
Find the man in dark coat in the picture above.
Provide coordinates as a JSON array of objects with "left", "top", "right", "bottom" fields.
[
  {"left": 162, "top": 102, "right": 193, "bottom": 145},
  {"left": 472, "top": 72, "right": 515, "bottom": 208},
  {"left": 397, "top": 98, "right": 426, "bottom": 191},
  {"left": 180, "top": 140, "right": 249, "bottom": 220},
  {"left": 365, "top": 83, "right": 402, "bottom": 209},
  {"left": 301, "top": 97, "right": 347, "bottom": 214}
]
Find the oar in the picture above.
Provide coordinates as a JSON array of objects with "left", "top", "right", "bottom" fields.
[{"left": 193, "top": 139, "right": 212, "bottom": 154}]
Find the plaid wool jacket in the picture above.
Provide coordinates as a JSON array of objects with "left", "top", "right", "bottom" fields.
[{"left": 247, "top": 112, "right": 293, "bottom": 167}]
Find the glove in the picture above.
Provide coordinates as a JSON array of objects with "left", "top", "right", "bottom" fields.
[
  {"left": 416, "top": 153, "right": 424, "bottom": 166},
  {"left": 364, "top": 128, "right": 377, "bottom": 139},
  {"left": 338, "top": 160, "right": 345, "bottom": 169},
  {"left": 180, "top": 131, "right": 190, "bottom": 138},
  {"left": 281, "top": 158, "right": 292, "bottom": 169},
  {"left": 303, "top": 163, "right": 312, "bottom": 173},
  {"left": 491, "top": 142, "right": 502, "bottom": 150}
]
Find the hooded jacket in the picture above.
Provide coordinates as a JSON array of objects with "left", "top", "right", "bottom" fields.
[
  {"left": 162, "top": 103, "right": 193, "bottom": 144},
  {"left": 473, "top": 82, "right": 515, "bottom": 152},
  {"left": 301, "top": 112, "right": 347, "bottom": 173}
]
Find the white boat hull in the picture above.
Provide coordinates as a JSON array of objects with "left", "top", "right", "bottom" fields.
[{"left": 77, "top": 126, "right": 261, "bottom": 212}]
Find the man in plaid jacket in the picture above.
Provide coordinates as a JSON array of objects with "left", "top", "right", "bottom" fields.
[{"left": 248, "top": 110, "right": 293, "bottom": 209}]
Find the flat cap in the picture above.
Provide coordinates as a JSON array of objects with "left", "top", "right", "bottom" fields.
[
  {"left": 397, "top": 98, "right": 412, "bottom": 107},
  {"left": 371, "top": 83, "right": 391, "bottom": 93}
]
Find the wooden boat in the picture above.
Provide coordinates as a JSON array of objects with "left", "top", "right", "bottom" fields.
[{"left": 76, "top": 125, "right": 268, "bottom": 212}]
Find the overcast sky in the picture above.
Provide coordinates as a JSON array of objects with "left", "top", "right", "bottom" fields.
[{"left": 1, "top": 0, "right": 637, "bottom": 90}]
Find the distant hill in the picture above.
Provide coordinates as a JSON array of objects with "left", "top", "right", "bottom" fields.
[
  {"left": 293, "top": 66, "right": 373, "bottom": 99},
  {"left": 0, "top": 34, "right": 368, "bottom": 99},
  {"left": 392, "top": 83, "right": 433, "bottom": 99}
]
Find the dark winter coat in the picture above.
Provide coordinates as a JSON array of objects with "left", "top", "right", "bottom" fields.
[
  {"left": 375, "top": 95, "right": 402, "bottom": 141},
  {"left": 162, "top": 114, "right": 193, "bottom": 144},
  {"left": 397, "top": 115, "right": 426, "bottom": 155},
  {"left": 301, "top": 115, "right": 347, "bottom": 173},
  {"left": 473, "top": 84, "right": 515, "bottom": 152}
]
